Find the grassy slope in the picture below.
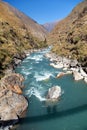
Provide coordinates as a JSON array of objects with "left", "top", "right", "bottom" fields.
[
  {"left": 0, "top": 1, "right": 48, "bottom": 77},
  {"left": 47, "top": 0, "right": 87, "bottom": 66}
]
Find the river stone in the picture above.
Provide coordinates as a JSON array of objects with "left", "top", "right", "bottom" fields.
[
  {"left": 57, "top": 72, "right": 65, "bottom": 78},
  {"left": 70, "top": 60, "right": 78, "bottom": 67},
  {"left": 7, "top": 93, "right": 28, "bottom": 116},
  {"left": 84, "top": 77, "right": 87, "bottom": 83},
  {"left": 80, "top": 67, "right": 87, "bottom": 77},
  {"left": 0, "top": 73, "right": 28, "bottom": 124},
  {"left": 73, "top": 71, "right": 83, "bottom": 81},
  {"left": 46, "top": 86, "right": 61, "bottom": 105},
  {"left": 50, "top": 63, "right": 63, "bottom": 69}
]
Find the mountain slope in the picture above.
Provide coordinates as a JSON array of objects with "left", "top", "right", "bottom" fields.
[
  {"left": 0, "top": 1, "right": 48, "bottom": 77},
  {"left": 0, "top": 1, "right": 47, "bottom": 40},
  {"left": 43, "top": 21, "right": 58, "bottom": 32},
  {"left": 48, "top": 0, "right": 87, "bottom": 67}
]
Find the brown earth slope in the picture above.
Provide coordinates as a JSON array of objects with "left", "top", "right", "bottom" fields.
[
  {"left": 0, "top": 1, "right": 48, "bottom": 77},
  {"left": 0, "top": 1, "right": 47, "bottom": 40},
  {"left": 48, "top": 0, "right": 87, "bottom": 67}
]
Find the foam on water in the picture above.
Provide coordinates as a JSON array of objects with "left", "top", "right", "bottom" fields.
[
  {"left": 22, "top": 59, "right": 29, "bottom": 63},
  {"left": 21, "top": 68, "right": 31, "bottom": 76},
  {"left": 34, "top": 71, "right": 54, "bottom": 81},
  {"left": 26, "top": 54, "right": 43, "bottom": 61},
  {"left": 25, "top": 87, "right": 46, "bottom": 101},
  {"left": 15, "top": 47, "right": 87, "bottom": 130},
  {"left": 25, "top": 86, "right": 64, "bottom": 102}
]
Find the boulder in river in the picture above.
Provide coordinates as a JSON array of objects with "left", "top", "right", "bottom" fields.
[
  {"left": 73, "top": 71, "right": 83, "bottom": 81},
  {"left": 84, "top": 77, "right": 87, "bottom": 83},
  {"left": 80, "top": 67, "right": 87, "bottom": 77},
  {"left": 46, "top": 86, "right": 61, "bottom": 106},
  {"left": 57, "top": 72, "right": 65, "bottom": 78},
  {"left": 50, "top": 62, "right": 63, "bottom": 69}
]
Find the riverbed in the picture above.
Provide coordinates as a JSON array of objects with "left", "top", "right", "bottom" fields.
[{"left": 15, "top": 47, "right": 87, "bottom": 130}]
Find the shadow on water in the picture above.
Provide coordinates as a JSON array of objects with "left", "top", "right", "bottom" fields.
[
  {"left": 20, "top": 103, "right": 87, "bottom": 124},
  {"left": 1, "top": 103, "right": 87, "bottom": 127}
]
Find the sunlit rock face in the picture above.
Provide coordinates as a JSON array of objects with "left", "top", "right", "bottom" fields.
[
  {"left": 46, "top": 86, "right": 61, "bottom": 106},
  {"left": 0, "top": 73, "right": 28, "bottom": 122}
]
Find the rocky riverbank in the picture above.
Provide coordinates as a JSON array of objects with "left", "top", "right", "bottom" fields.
[
  {"left": 0, "top": 50, "right": 30, "bottom": 129},
  {"left": 0, "top": 52, "right": 28, "bottom": 130},
  {"left": 0, "top": 47, "right": 48, "bottom": 130},
  {"left": 45, "top": 52, "right": 87, "bottom": 83},
  {"left": 0, "top": 73, "right": 28, "bottom": 130}
]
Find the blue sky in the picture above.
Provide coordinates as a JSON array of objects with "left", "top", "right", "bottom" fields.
[{"left": 3, "top": 0, "right": 83, "bottom": 24}]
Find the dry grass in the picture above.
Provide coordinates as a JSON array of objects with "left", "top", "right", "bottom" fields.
[{"left": 48, "top": 0, "right": 87, "bottom": 64}]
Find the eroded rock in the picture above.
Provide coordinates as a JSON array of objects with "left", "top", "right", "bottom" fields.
[
  {"left": 73, "top": 71, "right": 83, "bottom": 81},
  {"left": 46, "top": 86, "right": 61, "bottom": 106},
  {"left": 0, "top": 73, "right": 28, "bottom": 124},
  {"left": 57, "top": 72, "right": 65, "bottom": 78}
]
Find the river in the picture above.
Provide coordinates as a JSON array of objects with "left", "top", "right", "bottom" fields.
[{"left": 15, "top": 47, "right": 87, "bottom": 130}]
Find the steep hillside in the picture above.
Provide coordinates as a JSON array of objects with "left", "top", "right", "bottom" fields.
[
  {"left": 43, "top": 21, "right": 58, "bottom": 32},
  {"left": 48, "top": 0, "right": 87, "bottom": 67},
  {"left": 0, "top": 1, "right": 47, "bottom": 78},
  {"left": 0, "top": 1, "right": 47, "bottom": 40}
]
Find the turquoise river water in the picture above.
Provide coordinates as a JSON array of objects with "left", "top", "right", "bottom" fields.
[{"left": 15, "top": 47, "right": 87, "bottom": 130}]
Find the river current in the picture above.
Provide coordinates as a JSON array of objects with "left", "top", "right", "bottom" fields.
[{"left": 15, "top": 47, "right": 87, "bottom": 130}]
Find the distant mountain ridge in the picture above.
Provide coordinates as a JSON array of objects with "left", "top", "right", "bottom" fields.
[{"left": 43, "top": 21, "right": 59, "bottom": 32}]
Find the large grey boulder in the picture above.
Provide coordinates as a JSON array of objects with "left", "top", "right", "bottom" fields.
[
  {"left": 46, "top": 86, "right": 61, "bottom": 106},
  {"left": 0, "top": 73, "right": 28, "bottom": 125}
]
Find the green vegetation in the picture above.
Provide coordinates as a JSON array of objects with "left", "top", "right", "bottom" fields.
[
  {"left": 0, "top": 1, "right": 48, "bottom": 78},
  {"left": 48, "top": 0, "right": 87, "bottom": 67},
  {"left": 0, "top": 21, "right": 47, "bottom": 78}
]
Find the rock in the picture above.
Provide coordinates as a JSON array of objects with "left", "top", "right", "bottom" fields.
[
  {"left": 0, "top": 105, "right": 18, "bottom": 121},
  {"left": 45, "top": 53, "right": 51, "bottom": 59},
  {"left": 7, "top": 93, "right": 28, "bottom": 116},
  {"left": 63, "top": 67, "right": 68, "bottom": 71},
  {"left": 70, "top": 67, "right": 79, "bottom": 72},
  {"left": 1, "top": 73, "right": 24, "bottom": 94},
  {"left": 84, "top": 77, "right": 87, "bottom": 83},
  {"left": 50, "top": 62, "right": 63, "bottom": 69},
  {"left": 66, "top": 70, "right": 72, "bottom": 74},
  {"left": 0, "top": 73, "right": 28, "bottom": 124},
  {"left": 0, "top": 92, "right": 28, "bottom": 123},
  {"left": 11, "top": 53, "right": 26, "bottom": 69},
  {"left": 70, "top": 60, "right": 78, "bottom": 67},
  {"left": 80, "top": 67, "right": 87, "bottom": 77},
  {"left": 57, "top": 72, "right": 65, "bottom": 78},
  {"left": 4, "top": 68, "right": 13, "bottom": 75},
  {"left": 46, "top": 86, "right": 61, "bottom": 103},
  {"left": 13, "top": 85, "right": 22, "bottom": 94},
  {"left": 73, "top": 71, "right": 83, "bottom": 81},
  {"left": 62, "top": 57, "right": 71, "bottom": 68},
  {"left": 13, "top": 58, "right": 22, "bottom": 66}
]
